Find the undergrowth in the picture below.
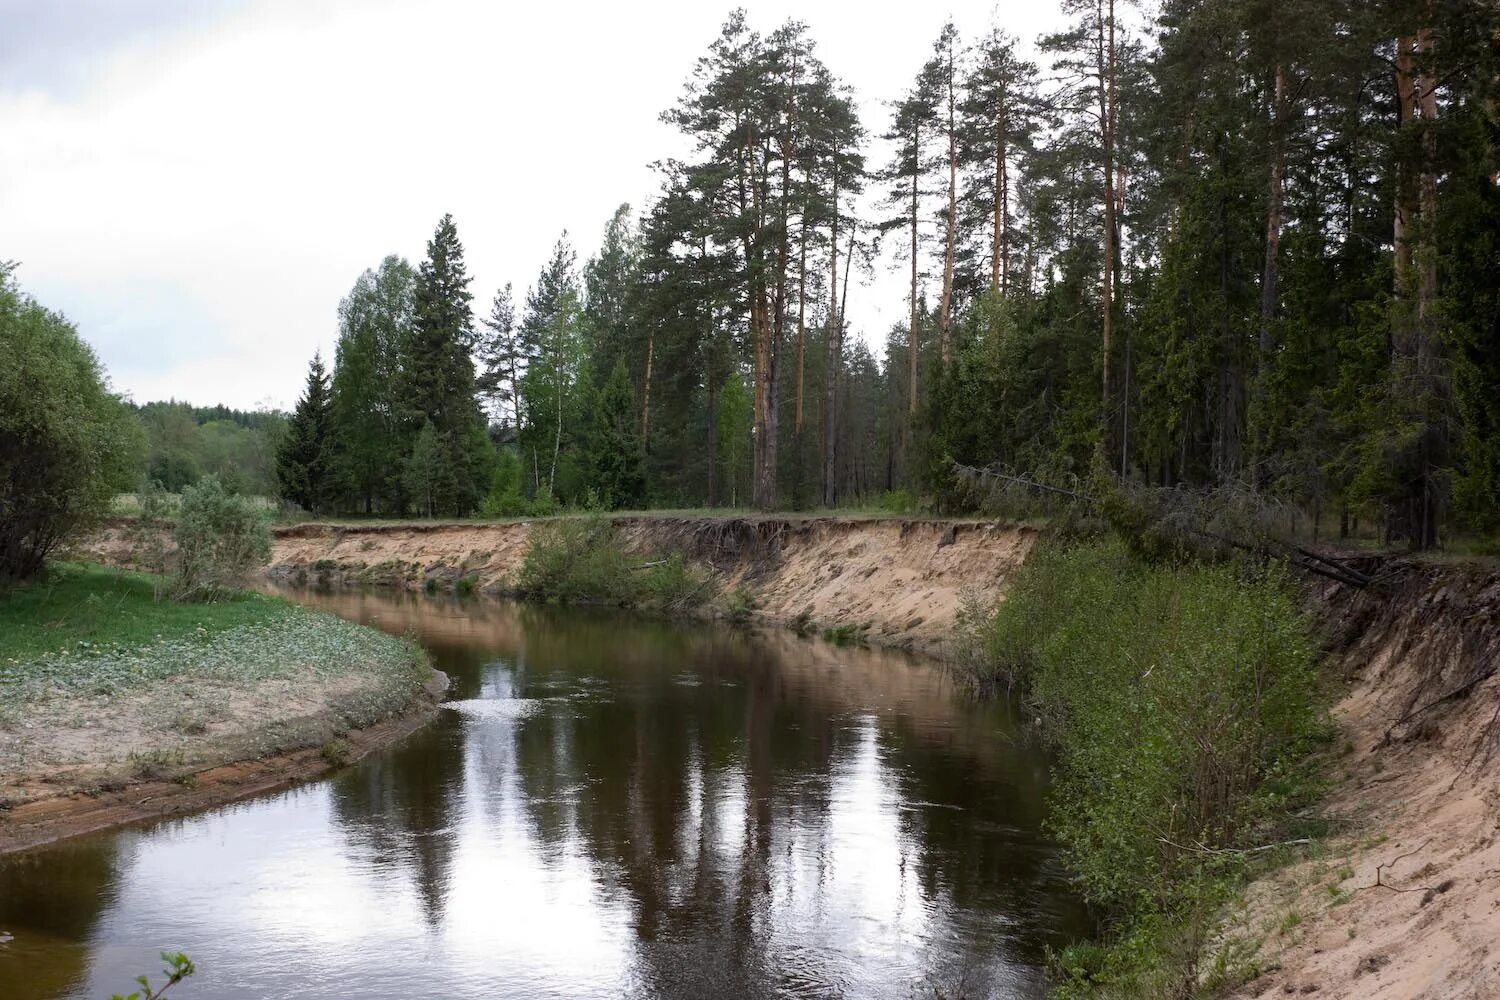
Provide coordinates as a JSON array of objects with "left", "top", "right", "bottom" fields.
[
  {"left": 516, "top": 515, "right": 712, "bottom": 612},
  {"left": 960, "top": 538, "right": 1331, "bottom": 999}
]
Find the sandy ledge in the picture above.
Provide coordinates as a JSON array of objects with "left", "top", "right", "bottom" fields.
[{"left": 0, "top": 667, "right": 447, "bottom": 857}]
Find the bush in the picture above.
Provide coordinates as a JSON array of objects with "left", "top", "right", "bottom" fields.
[
  {"left": 0, "top": 268, "right": 144, "bottom": 581},
  {"left": 517, "top": 515, "right": 710, "bottom": 611},
  {"left": 968, "top": 539, "right": 1328, "bottom": 996},
  {"left": 724, "top": 586, "right": 758, "bottom": 625},
  {"left": 171, "top": 477, "right": 273, "bottom": 601}
]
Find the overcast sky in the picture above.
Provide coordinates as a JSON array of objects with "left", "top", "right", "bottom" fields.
[{"left": 1, "top": 0, "right": 1063, "bottom": 411}]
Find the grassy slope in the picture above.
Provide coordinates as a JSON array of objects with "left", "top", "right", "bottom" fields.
[
  {"left": 0, "top": 562, "right": 284, "bottom": 662},
  {"left": 0, "top": 563, "right": 428, "bottom": 723}
]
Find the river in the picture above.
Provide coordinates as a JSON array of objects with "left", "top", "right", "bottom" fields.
[{"left": 0, "top": 589, "right": 1087, "bottom": 999}]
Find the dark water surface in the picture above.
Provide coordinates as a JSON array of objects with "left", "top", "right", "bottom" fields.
[{"left": 0, "top": 591, "right": 1087, "bottom": 999}]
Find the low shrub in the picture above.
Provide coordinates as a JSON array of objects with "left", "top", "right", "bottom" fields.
[
  {"left": 724, "top": 586, "right": 758, "bottom": 625},
  {"left": 170, "top": 476, "right": 272, "bottom": 601},
  {"left": 517, "top": 515, "right": 711, "bottom": 612},
  {"left": 966, "top": 539, "right": 1329, "bottom": 997}
]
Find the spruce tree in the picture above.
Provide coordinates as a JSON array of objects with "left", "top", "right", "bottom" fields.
[
  {"left": 588, "top": 359, "right": 647, "bottom": 510},
  {"left": 405, "top": 214, "right": 490, "bottom": 515},
  {"left": 277, "top": 352, "right": 336, "bottom": 515}
]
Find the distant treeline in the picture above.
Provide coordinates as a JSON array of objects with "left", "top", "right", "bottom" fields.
[
  {"left": 260, "top": 5, "right": 1500, "bottom": 546},
  {"left": 130, "top": 400, "right": 285, "bottom": 497}
]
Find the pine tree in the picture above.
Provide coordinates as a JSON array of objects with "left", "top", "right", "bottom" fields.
[
  {"left": 277, "top": 352, "right": 336, "bottom": 514},
  {"left": 960, "top": 25, "right": 1042, "bottom": 297},
  {"left": 477, "top": 282, "right": 523, "bottom": 431}
]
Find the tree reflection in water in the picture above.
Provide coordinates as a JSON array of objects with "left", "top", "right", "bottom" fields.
[{"left": 0, "top": 590, "right": 1088, "bottom": 1000}]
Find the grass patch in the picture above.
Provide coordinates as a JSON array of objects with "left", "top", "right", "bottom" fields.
[
  {"left": 0, "top": 563, "right": 287, "bottom": 663},
  {"left": 0, "top": 563, "right": 429, "bottom": 708},
  {"left": 962, "top": 538, "right": 1330, "bottom": 999},
  {"left": 516, "top": 515, "right": 713, "bottom": 612}
]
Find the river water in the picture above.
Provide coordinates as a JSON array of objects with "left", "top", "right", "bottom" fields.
[{"left": 0, "top": 590, "right": 1087, "bottom": 999}]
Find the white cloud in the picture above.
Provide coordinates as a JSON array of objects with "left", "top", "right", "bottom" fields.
[{"left": 1, "top": 0, "right": 1059, "bottom": 410}]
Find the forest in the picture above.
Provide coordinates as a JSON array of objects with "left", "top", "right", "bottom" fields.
[{"left": 174, "top": 3, "right": 1500, "bottom": 549}]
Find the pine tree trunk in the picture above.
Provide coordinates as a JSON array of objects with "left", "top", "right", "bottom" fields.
[
  {"left": 823, "top": 167, "right": 840, "bottom": 508},
  {"left": 1098, "top": 0, "right": 1119, "bottom": 446},
  {"left": 993, "top": 95, "right": 1009, "bottom": 295},
  {"left": 909, "top": 122, "right": 921, "bottom": 422},
  {"left": 707, "top": 372, "right": 720, "bottom": 507},
  {"left": 1394, "top": 36, "right": 1417, "bottom": 305},
  {"left": 796, "top": 218, "right": 807, "bottom": 435},
  {"left": 939, "top": 52, "right": 957, "bottom": 366},
  {"left": 1260, "top": 60, "right": 1287, "bottom": 366},
  {"left": 1415, "top": 24, "right": 1441, "bottom": 549},
  {"left": 641, "top": 330, "right": 654, "bottom": 444}
]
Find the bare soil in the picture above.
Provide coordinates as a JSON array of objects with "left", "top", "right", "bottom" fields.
[
  {"left": 1227, "top": 560, "right": 1500, "bottom": 1000},
  {"left": 82, "top": 515, "right": 1036, "bottom": 653},
  {"left": 0, "top": 685, "right": 443, "bottom": 855}
]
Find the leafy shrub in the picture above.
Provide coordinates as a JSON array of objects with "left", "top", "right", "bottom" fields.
[
  {"left": 0, "top": 267, "right": 144, "bottom": 581},
  {"left": 724, "top": 586, "right": 758, "bottom": 625},
  {"left": 968, "top": 539, "right": 1328, "bottom": 996},
  {"left": 517, "top": 515, "right": 710, "bottom": 611},
  {"left": 111, "top": 951, "right": 195, "bottom": 1000},
  {"left": 170, "top": 476, "right": 273, "bottom": 601}
]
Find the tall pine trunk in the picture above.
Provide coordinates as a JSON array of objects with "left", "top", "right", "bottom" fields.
[
  {"left": 822, "top": 167, "right": 840, "bottom": 507},
  {"left": 993, "top": 93, "right": 1009, "bottom": 295},
  {"left": 1260, "top": 61, "right": 1287, "bottom": 366},
  {"left": 1097, "top": 0, "right": 1119, "bottom": 449},
  {"left": 908, "top": 120, "right": 921, "bottom": 424},
  {"left": 939, "top": 50, "right": 958, "bottom": 366}
]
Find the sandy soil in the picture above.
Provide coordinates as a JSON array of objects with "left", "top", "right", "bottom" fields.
[
  {"left": 82, "top": 515, "right": 1035, "bottom": 653},
  {"left": 1226, "top": 563, "right": 1500, "bottom": 1000},
  {"left": 0, "top": 691, "right": 443, "bottom": 855}
]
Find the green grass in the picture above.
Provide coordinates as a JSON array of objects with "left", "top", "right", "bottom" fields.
[
  {"left": 0, "top": 563, "right": 286, "bottom": 663},
  {"left": 0, "top": 563, "right": 428, "bottom": 715}
]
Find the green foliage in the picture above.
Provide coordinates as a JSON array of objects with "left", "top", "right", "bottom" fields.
[
  {"left": 110, "top": 951, "right": 195, "bottom": 1000},
  {"left": 134, "top": 401, "right": 284, "bottom": 497},
  {"left": 820, "top": 622, "right": 870, "bottom": 646},
  {"left": 480, "top": 449, "right": 529, "bottom": 517},
  {"left": 723, "top": 586, "right": 758, "bottom": 625},
  {"left": 332, "top": 255, "right": 417, "bottom": 514},
  {"left": 0, "top": 268, "right": 144, "bottom": 581},
  {"left": 171, "top": 476, "right": 273, "bottom": 601},
  {"left": 876, "top": 489, "right": 919, "bottom": 514},
  {"left": 276, "top": 352, "right": 337, "bottom": 514},
  {"left": 0, "top": 563, "right": 281, "bottom": 664},
  {"left": 403, "top": 214, "right": 490, "bottom": 516},
  {"left": 516, "top": 516, "right": 711, "bottom": 612},
  {"left": 967, "top": 539, "right": 1327, "bottom": 996},
  {"left": 320, "top": 737, "right": 354, "bottom": 767},
  {"left": 589, "top": 359, "right": 647, "bottom": 510}
]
